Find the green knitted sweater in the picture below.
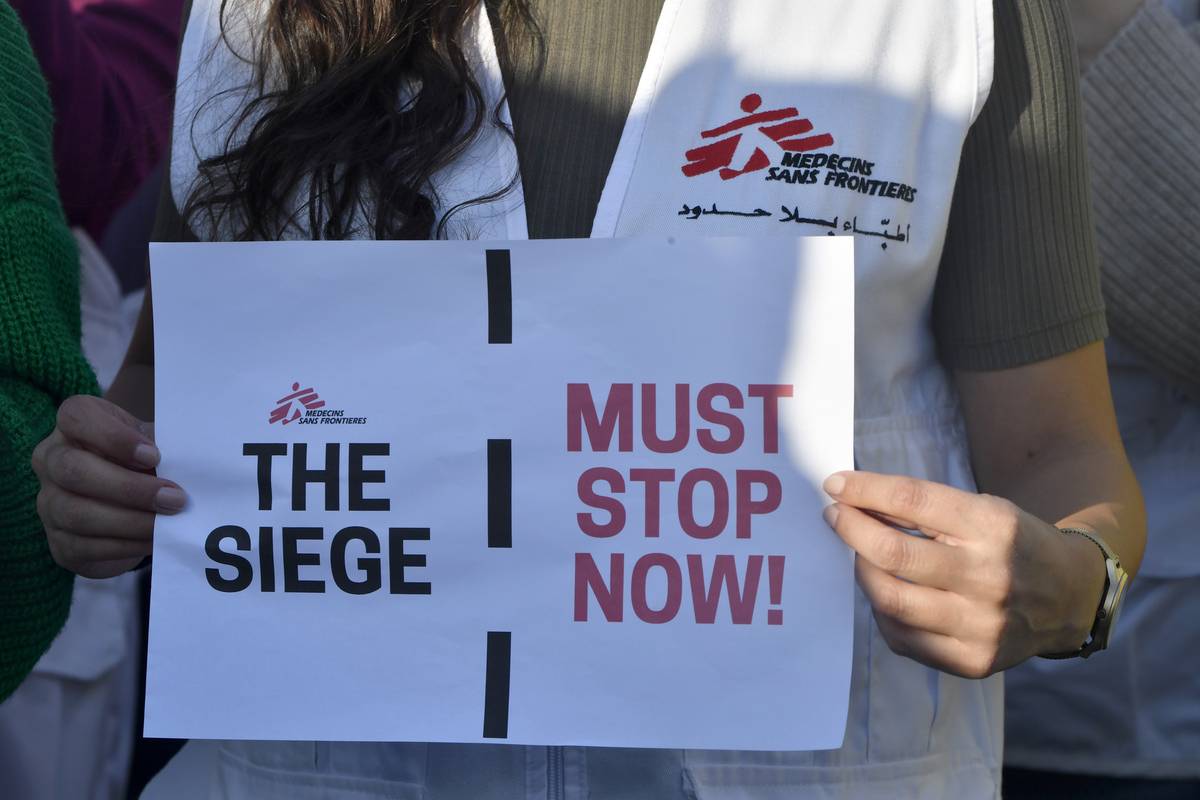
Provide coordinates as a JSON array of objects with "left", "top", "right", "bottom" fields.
[{"left": 0, "top": 0, "right": 100, "bottom": 701}]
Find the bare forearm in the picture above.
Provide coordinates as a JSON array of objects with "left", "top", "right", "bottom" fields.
[
  {"left": 958, "top": 343, "right": 1145, "bottom": 573},
  {"left": 107, "top": 280, "right": 156, "bottom": 420},
  {"left": 954, "top": 344, "right": 1147, "bottom": 652},
  {"left": 975, "top": 438, "right": 1145, "bottom": 577},
  {"left": 1067, "top": 0, "right": 1142, "bottom": 70}
]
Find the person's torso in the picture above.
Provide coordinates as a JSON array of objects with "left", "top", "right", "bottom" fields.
[{"left": 170, "top": 1, "right": 1001, "bottom": 797}]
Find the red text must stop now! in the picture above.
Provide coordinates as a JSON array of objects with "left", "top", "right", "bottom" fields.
[{"left": 568, "top": 383, "right": 794, "bottom": 627}]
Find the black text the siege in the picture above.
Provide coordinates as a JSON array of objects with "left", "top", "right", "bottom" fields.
[{"left": 204, "top": 443, "right": 430, "bottom": 595}]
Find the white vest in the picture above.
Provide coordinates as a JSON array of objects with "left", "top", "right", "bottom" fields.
[{"left": 165, "top": 1, "right": 999, "bottom": 797}]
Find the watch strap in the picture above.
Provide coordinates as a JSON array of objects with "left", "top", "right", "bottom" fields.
[{"left": 1040, "top": 527, "right": 1128, "bottom": 660}]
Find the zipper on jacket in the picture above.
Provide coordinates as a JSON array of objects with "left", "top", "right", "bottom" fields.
[{"left": 546, "top": 745, "right": 565, "bottom": 800}]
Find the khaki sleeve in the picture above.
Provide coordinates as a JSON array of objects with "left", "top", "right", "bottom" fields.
[{"left": 933, "top": 0, "right": 1107, "bottom": 372}]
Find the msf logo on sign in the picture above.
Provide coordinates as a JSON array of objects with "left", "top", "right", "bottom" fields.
[
  {"left": 682, "top": 93, "right": 834, "bottom": 181},
  {"left": 269, "top": 382, "right": 368, "bottom": 427},
  {"left": 270, "top": 383, "right": 324, "bottom": 425}
]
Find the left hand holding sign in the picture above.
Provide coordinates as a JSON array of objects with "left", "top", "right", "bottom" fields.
[
  {"left": 32, "top": 395, "right": 187, "bottom": 578},
  {"left": 822, "top": 470, "right": 1106, "bottom": 679}
]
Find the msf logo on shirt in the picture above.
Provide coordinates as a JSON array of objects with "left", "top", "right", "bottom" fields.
[{"left": 682, "top": 93, "right": 835, "bottom": 181}]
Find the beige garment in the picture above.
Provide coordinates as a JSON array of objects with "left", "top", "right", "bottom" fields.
[{"left": 1083, "top": 0, "right": 1200, "bottom": 398}]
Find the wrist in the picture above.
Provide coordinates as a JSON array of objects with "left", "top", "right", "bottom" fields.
[{"left": 1042, "top": 526, "right": 1108, "bottom": 654}]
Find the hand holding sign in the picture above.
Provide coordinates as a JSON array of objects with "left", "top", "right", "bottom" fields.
[
  {"left": 33, "top": 395, "right": 184, "bottom": 578},
  {"left": 823, "top": 470, "right": 1106, "bottom": 678}
]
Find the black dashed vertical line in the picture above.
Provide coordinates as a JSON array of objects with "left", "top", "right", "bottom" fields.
[
  {"left": 486, "top": 249, "right": 512, "bottom": 344},
  {"left": 487, "top": 439, "right": 512, "bottom": 549},
  {"left": 483, "top": 248, "right": 513, "bottom": 738},
  {"left": 483, "top": 631, "right": 511, "bottom": 738}
]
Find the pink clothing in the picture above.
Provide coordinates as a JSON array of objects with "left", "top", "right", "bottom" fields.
[{"left": 10, "top": 0, "right": 182, "bottom": 239}]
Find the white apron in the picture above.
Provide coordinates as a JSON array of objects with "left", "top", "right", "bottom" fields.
[{"left": 155, "top": 1, "right": 998, "bottom": 797}]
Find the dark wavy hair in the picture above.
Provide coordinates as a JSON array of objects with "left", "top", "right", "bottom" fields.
[{"left": 182, "top": 0, "right": 539, "bottom": 241}]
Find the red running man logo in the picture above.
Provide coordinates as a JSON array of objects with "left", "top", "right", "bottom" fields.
[
  {"left": 682, "top": 93, "right": 835, "bottom": 180},
  {"left": 269, "top": 382, "right": 326, "bottom": 425}
]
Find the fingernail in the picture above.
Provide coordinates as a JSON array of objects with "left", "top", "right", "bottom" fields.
[
  {"left": 155, "top": 486, "right": 188, "bottom": 513},
  {"left": 823, "top": 473, "right": 846, "bottom": 496},
  {"left": 823, "top": 504, "right": 840, "bottom": 527},
  {"left": 134, "top": 443, "right": 160, "bottom": 469}
]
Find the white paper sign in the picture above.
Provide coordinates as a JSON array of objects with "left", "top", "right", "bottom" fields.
[{"left": 147, "top": 236, "right": 855, "bottom": 751}]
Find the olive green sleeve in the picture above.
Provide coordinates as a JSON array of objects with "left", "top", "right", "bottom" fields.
[
  {"left": 934, "top": 0, "right": 1107, "bottom": 371},
  {"left": 503, "top": 0, "right": 664, "bottom": 239}
]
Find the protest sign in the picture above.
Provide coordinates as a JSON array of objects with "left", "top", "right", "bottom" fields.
[{"left": 146, "top": 236, "right": 855, "bottom": 750}]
